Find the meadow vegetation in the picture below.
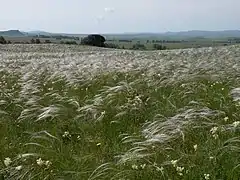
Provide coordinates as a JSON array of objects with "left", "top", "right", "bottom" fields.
[{"left": 0, "top": 44, "right": 240, "bottom": 179}]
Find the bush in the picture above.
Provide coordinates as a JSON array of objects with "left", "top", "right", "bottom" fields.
[
  {"left": 60, "top": 41, "right": 78, "bottom": 45},
  {"left": 81, "top": 34, "right": 106, "bottom": 47},
  {"left": 44, "top": 40, "right": 52, "bottom": 44},
  {"left": 35, "top": 39, "right": 41, "bottom": 44},
  {"left": 65, "top": 41, "right": 78, "bottom": 45},
  {"left": 31, "top": 38, "right": 35, "bottom": 44},
  {"left": 105, "top": 43, "right": 120, "bottom": 49},
  {"left": 153, "top": 44, "right": 167, "bottom": 50},
  {"left": 0, "top": 36, "right": 7, "bottom": 44},
  {"left": 132, "top": 43, "right": 146, "bottom": 50}
]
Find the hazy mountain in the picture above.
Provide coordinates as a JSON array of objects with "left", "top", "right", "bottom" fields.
[
  {"left": 0, "top": 30, "right": 25, "bottom": 37},
  {"left": 26, "top": 31, "right": 53, "bottom": 36}
]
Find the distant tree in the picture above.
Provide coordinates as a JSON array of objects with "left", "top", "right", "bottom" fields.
[
  {"left": 153, "top": 44, "right": 167, "bottom": 50},
  {"left": 122, "top": 45, "right": 125, "bottom": 49},
  {"left": 35, "top": 39, "right": 41, "bottom": 44},
  {"left": 81, "top": 34, "right": 106, "bottom": 47},
  {"left": 31, "top": 38, "right": 35, "bottom": 44},
  {"left": 7, "top": 40, "right": 11, "bottom": 44},
  {"left": 45, "top": 40, "right": 52, "bottom": 44},
  {"left": 0, "top": 36, "right": 7, "bottom": 44},
  {"left": 132, "top": 43, "right": 146, "bottom": 50}
]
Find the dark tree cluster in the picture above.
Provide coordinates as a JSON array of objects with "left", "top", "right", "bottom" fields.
[
  {"left": 0, "top": 36, "right": 7, "bottom": 44},
  {"left": 53, "top": 35, "right": 79, "bottom": 41},
  {"left": 131, "top": 43, "right": 146, "bottom": 50},
  {"left": 31, "top": 38, "right": 41, "bottom": 44},
  {"left": 153, "top": 44, "right": 167, "bottom": 50},
  {"left": 81, "top": 34, "right": 106, "bottom": 47}
]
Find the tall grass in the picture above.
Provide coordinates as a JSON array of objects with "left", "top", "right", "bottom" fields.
[{"left": 0, "top": 44, "right": 240, "bottom": 179}]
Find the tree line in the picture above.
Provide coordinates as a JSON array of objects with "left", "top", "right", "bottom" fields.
[{"left": 0, "top": 35, "right": 167, "bottom": 50}]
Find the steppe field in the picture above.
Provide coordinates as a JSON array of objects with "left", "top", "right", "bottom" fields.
[{"left": 1, "top": 44, "right": 240, "bottom": 180}]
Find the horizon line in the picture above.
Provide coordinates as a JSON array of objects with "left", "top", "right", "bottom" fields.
[{"left": 1, "top": 29, "right": 240, "bottom": 35}]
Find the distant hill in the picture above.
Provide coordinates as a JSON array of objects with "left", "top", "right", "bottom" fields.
[
  {"left": 0, "top": 30, "right": 25, "bottom": 37},
  {"left": 26, "top": 31, "right": 53, "bottom": 36},
  {"left": 103, "top": 30, "right": 240, "bottom": 40},
  {"left": 1, "top": 29, "right": 240, "bottom": 40}
]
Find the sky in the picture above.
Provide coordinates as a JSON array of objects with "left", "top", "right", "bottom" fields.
[{"left": 0, "top": 0, "right": 239, "bottom": 34}]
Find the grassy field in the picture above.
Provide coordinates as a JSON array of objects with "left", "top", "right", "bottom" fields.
[{"left": 0, "top": 44, "right": 240, "bottom": 180}]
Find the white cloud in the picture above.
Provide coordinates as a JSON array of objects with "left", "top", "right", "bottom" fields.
[{"left": 104, "top": 7, "right": 115, "bottom": 13}]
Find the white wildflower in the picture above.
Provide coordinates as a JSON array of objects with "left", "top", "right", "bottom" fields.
[
  {"left": 210, "top": 126, "right": 218, "bottom": 139},
  {"left": 36, "top": 158, "right": 44, "bottom": 166},
  {"left": 209, "top": 156, "right": 214, "bottom": 160},
  {"left": 210, "top": 126, "right": 218, "bottom": 134},
  {"left": 176, "top": 166, "right": 184, "bottom": 176},
  {"left": 77, "top": 135, "right": 81, "bottom": 140},
  {"left": 193, "top": 144, "right": 198, "bottom": 151},
  {"left": 15, "top": 165, "right": 22, "bottom": 171},
  {"left": 233, "top": 121, "right": 240, "bottom": 128},
  {"left": 140, "top": 164, "right": 146, "bottom": 169},
  {"left": 171, "top": 160, "right": 178, "bottom": 167},
  {"left": 4, "top": 157, "right": 12, "bottom": 167},
  {"left": 45, "top": 160, "right": 52, "bottom": 168},
  {"left": 224, "top": 116, "right": 229, "bottom": 122},
  {"left": 62, "top": 131, "right": 71, "bottom": 138},
  {"left": 204, "top": 173, "right": 210, "bottom": 180},
  {"left": 132, "top": 164, "right": 138, "bottom": 170}
]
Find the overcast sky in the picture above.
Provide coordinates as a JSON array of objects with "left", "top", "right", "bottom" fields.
[{"left": 0, "top": 0, "right": 239, "bottom": 33}]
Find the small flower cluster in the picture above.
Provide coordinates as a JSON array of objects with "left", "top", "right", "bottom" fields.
[
  {"left": 171, "top": 160, "right": 185, "bottom": 176},
  {"left": 131, "top": 163, "right": 146, "bottom": 170},
  {"left": 210, "top": 126, "right": 218, "bottom": 139},
  {"left": 4, "top": 157, "right": 22, "bottom": 171},
  {"left": 62, "top": 131, "right": 71, "bottom": 139},
  {"left": 36, "top": 158, "right": 52, "bottom": 168},
  {"left": 204, "top": 173, "right": 210, "bottom": 180},
  {"left": 232, "top": 121, "right": 240, "bottom": 128}
]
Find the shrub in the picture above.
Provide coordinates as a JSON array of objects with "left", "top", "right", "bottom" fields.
[
  {"left": 81, "top": 34, "right": 106, "bottom": 47},
  {"left": 105, "top": 43, "right": 120, "bottom": 49},
  {"left": 0, "top": 36, "right": 7, "bottom": 44},
  {"left": 153, "top": 44, "right": 167, "bottom": 50},
  {"left": 35, "top": 39, "right": 41, "bottom": 44},
  {"left": 132, "top": 43, "right": 146, "bottom": 50},
  {"left": 31, "top": 38, "right": 35, "bottom": 44},
  {"left": 45, "top": 40, "right": 52, "bottom": 44},
  {"left": 60, "top": 41, "right": 78, "bottom": 45}
]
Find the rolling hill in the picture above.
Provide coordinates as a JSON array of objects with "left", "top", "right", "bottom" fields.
[{"left": 0, "top": 30, "right": 25, "bottom": 37}]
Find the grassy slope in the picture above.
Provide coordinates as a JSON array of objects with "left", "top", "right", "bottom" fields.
[{"left": 0, "top": 44, "right": 240, "bottom": 180}]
